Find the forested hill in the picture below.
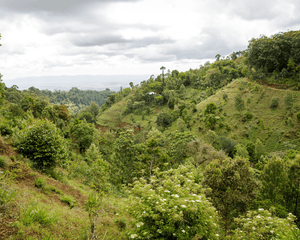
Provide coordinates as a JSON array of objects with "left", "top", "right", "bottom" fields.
[
  {"left": 5, "top": 86, "right": 115, "bottom": 114},
  {"left": 2, "top": 30, "right": 300, "bottom": 239}
]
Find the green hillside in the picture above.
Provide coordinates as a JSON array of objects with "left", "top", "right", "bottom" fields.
[{"left": 2, "top": 30, "right": 300, "bottom": 239}]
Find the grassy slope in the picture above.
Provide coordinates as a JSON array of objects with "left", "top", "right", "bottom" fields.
[
  {"left": 0, "top": 153, "right": 131, "bottom": 239},
  {"left": 193, "top": 78, "right": 300, "bottom": 152},
  {"left": 97, "top": 78, "right": 300, "bottom": 153}
]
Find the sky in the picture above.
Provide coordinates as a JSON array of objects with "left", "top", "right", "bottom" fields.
[{"left": 1, "top": 0, "right": 300, "bottom": 84}]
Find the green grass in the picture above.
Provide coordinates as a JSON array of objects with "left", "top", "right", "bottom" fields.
[
  {"left": 0, "top": 155, "right": 8, "bottom": 168},
  {"left": 21, "top": 203, "right": 58, "bottom": 227},
  {"left": 190, "top": 78, "right": 300, "bottom": 153},
  {"left": 59, "top": 194, "right": 77, "bottom": 209}
]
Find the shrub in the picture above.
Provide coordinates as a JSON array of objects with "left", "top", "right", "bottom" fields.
[
  {"left": 233, "top": 144, "right": 249, "bottom": 159},
  {"left": 270, "top": 97, "right": 280, "bottom": 108},
  {"left": 48, "top": 185, "right": 63, "bottom": 195},
  {"left": 10, "top": 156, "right": 16, "bottom": 162},
  {"left": 16, "top": 119, "right": 67, "bottom": 171},
  {"left": 205, "top": 102, "right": 217, "bottom": 115},
  {"left": 297, "top": 112, "right": 300, "bottom": 121},
  {"left": 0, "top": 155, "right": 8, "bottom": 168},
  {"left": 230, "top": 209, "right": 297, "bottom": 239},
  {"left": 21, "top": 203, "right": 58, "bottom": 226},
  {"left": 34, "top": 177, "right": 47, "bottom": 189},
  {"left": 60, "top": 194, "right": 77, "bottom": 209},
  {"left": 0, "top": 183, "right": 16, "bottom": 211},
  {"left": 127, "top": 166, "right": 220, "bottom": 239},
  {"left": 156, "top": 112, "right": 174, "bottom": 128},
  {"left": 242, "top": 112, "right": 253, "bottom": 122}
]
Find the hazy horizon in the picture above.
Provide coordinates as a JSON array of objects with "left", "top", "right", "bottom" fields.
[{"left": 4, "top": 74, "right": 150, "bottom": 92}]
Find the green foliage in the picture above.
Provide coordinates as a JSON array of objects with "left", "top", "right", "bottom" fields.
[
  {"left": 297, "top": 112, "right": 300, "bottom": 121},
  {"left": 246, "top": 141, "right": 257, "bottom": 163},
  {"left": 34, "top": 177, "right": 47, "bottom": 189},
  {"left": 222, "top": 92, "right": 228, "bottom": 101},
  {"left": 127, "top": 166, "right": 220, "bottom": 239},
  {"left": 84, "top": 192, "right": 104, "bottom": 239},
  {"left": 270, "top": 97, "right": 280, "bottom": 109},
  {"left": 204, "top": 114, "right": 217, "bottom": 129},
  {"left": 230, "top": 209, "right": 297, "bottom": 240},
  {"left": 247, "top": 30, "right": 300, "bottom": 78},
  {"left": 233, "top": 144, "right": 249, "bottom": 159},
  {"left": 259, "top": 156, "right": 288, "bottom": 205},
  {"left": 16, "top": 119, "right": 68, "bottom": 171},
  {"left": 112, "top": 129, "right": 137, "bottom": 185},
  {"left": 284, "top": 92, "right": 294, "bottom": 112},
  {"left": 28, "top": 87, "right": 115, "bottom": 114},
  {"left": 0, "top": 183, "right": 16, "bottom": 209},
  {"left": 156, "top": 112, "right": 174, "bottom": 128},
  {"left": 215, "top": 136, "right": 237, "bottom": 157},
  {"left": 21, "top": 202, "right": 58, "bottom": 226},
  {"left": 242, "top": 111, "right": 253, "bottom": 122},
  {"left": 0, "top": 155, "right": 8, "bottom": 168},
  {"left": 0, "top": 74, "right": 6, "bottom": 105},
  {"left": 235, "top": 95, "right": 245, "bottom": 114},
  {"left": 136, "top": 138, "right": 170, "bottom": 179},
  {"left": 165, "top": 131, "right": 196, "bottom": 165},
  {"left": 205, "top": 102, "right": 217, "bottom": 115},
  {"left": 70, "top": 122, "right": 95, "bottom": 153},
  {"left": 60, "top": 194, "right": 77, "bottom": 209},
  {"left": 202, "top": 157, "right": 259, "bottom": 236}
]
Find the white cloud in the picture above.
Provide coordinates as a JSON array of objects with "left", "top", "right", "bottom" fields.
[{"left": 0, "top": 0, "right": 299, "bottom": 81}]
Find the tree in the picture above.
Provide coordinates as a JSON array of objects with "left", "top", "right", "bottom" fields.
[
  {"left": 0, "top": 74, "right": 5, "bottom": 105},
  {"left": 160, "top": 66, "right": 166, "bottom": 75},
  {"left": 16, "top": 119, "right": 67, "bottom": 171},
  {"left": 112, "top": 129, "right": 137, "bottom": 185},
  {"left": 205, "top": 102, "right": 217, "bottom": 115},
  {"left": 89, "top": 101, "right": 100, "bottom": 120},
  {"left": 270, "top": 97, "right": 280, "bottom": 108},
  {"left": 70, "top": 122, "right": 95, "bottom": 153},
  {"left": 259, "top": 156, "right": 288, "bottom": 215},
  {"left": 215, "top": 54, "right": 221, "bottom": 61},
  {"left": 233, "top": 144, "right": 249, "bottom": 159},
  {"left": 235, "top": 94, "right": 245, "bottom": 115},
  {"left": 202, "top": 157, "right": 259, "bottom": 236},
  {"left": 136, "top": 137, "right": 169, "bottom": 179},
  {"left": 287, "top": 155, "right": 300, "bottom": 224},
  {"left": 156, "top": 112, "right": 173, "bottom": 128},
  {"left": 58, "top": 105, "right": 71, "bottom": 122},
  {"left": 129, "top": 82, "right": 134, "bottom": 89},
  {"left": 284, "top": 92, "right": 294, "bottom": 114}
]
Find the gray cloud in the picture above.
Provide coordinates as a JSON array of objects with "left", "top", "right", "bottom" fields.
[
  {"left": 165, "top": 28, "right": 245, "bottom": 60},
  {"left": 0, "top": 0, "right": 140, "bottom": 14},
  {"left": 72, "top": 35, "right": 129, "bottom": 47},
  {"left": 71, "top": 34, "right": 174, "bottom": 49}
]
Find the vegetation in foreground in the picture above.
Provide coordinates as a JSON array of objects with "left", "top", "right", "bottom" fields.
[{"left": 1, "top": 30, "right": 300, "bottom": 239}]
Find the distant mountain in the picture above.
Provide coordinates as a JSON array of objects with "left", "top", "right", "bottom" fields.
[{"left": 4, "top": 75, "right": 150, "bottom": 92}]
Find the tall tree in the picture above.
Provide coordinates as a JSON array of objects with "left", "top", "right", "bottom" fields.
[
  {"left": 235, "top": 94, "right": 245, "bottom": 115},
  {"left": 202, "top": 157, "right": 259, "bottom": 236}
]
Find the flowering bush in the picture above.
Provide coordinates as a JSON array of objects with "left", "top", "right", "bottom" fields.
[
  {"left": 230, "top": 208, "right": 298, "bottom": 239},
  {"left": 127, "top": 165, "right": 220, "bottom": 239}
]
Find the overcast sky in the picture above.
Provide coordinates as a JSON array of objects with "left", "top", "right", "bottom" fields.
[{"left": 1, "top": 0, "right": 300, "bottom": 81}]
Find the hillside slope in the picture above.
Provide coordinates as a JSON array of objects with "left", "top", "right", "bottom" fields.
[{"left": 97, "top": 77, "right": 300, "bottom": 157}]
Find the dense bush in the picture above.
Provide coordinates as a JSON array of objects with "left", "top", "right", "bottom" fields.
[
  {"left": 270, "top": 97, "right": 280, "bottom": 108},
  {"left": 127, "top": 165, "right": 220, "bottom": 239},
  {"left": 230, "top": 209, "right": 297, "bottom": 239},
  {"left": 16, "top": 119, "right": 67, "bottom": 171}
]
